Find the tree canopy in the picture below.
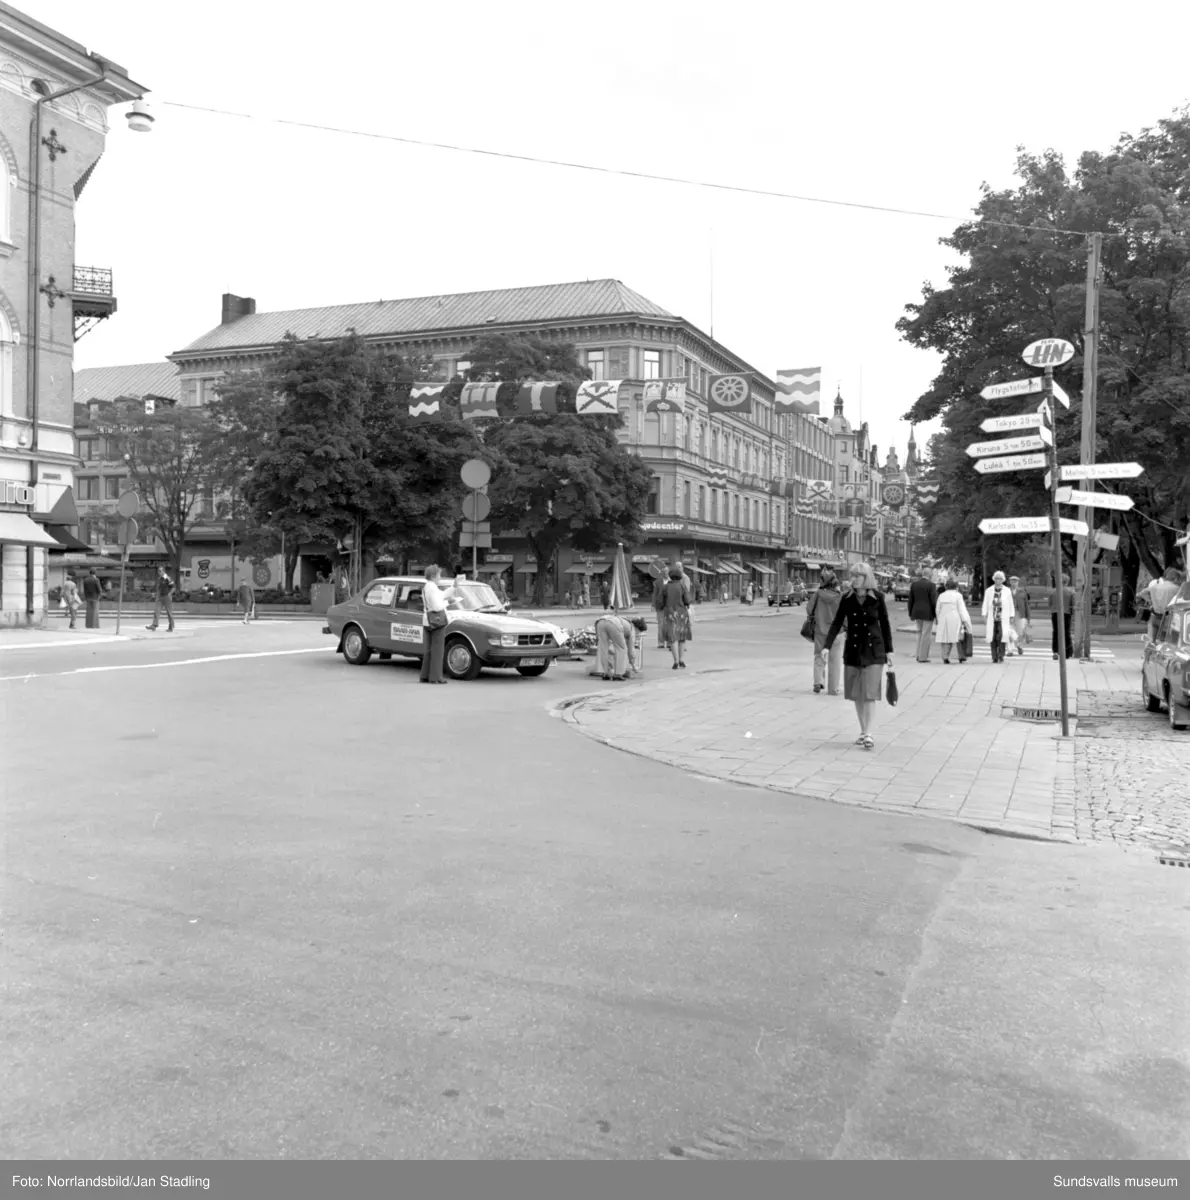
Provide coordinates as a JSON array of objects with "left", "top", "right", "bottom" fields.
[
  {"left": 458, "top": 334, "right": 652, "bottom": 604},
  {"left": 899, "top": 108, "right": 1190, "bottom": 592}
]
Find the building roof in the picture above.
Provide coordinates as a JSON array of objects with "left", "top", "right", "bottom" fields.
[
  {"left": 174, "top": 279, "right": 677, "bottom": 356},
  {"left": 74, "top": 362, "right": 181, "bottom": 403}
]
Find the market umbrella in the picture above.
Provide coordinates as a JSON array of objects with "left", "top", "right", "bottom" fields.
[{"left": 608, "top": 543, "right": 635, "bottom": 611}]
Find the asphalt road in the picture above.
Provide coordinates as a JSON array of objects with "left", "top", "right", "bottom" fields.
[{"left": 2, "top": 611, "right": 1186, "bottom": 1160}]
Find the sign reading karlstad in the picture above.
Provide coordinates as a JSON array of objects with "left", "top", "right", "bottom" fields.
[{"left": 979, "top": 516, "right": 1089, "bottom": 537}]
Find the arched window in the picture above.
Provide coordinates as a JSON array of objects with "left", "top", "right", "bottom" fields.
[{"left": 0, "top": 306, "right": 13, "bottom": 417}]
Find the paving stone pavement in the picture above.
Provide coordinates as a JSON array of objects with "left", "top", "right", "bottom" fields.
[{"left": 561, "top": 651, "right": 1188, "bottom": 852}]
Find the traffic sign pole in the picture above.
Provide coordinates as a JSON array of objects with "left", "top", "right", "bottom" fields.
[
  {"left": 1044, "top": 367, "right": 1071, "bottom": 736},
  {"left": 1075, "top": 231, "right": 1104, "bottom": 658}
]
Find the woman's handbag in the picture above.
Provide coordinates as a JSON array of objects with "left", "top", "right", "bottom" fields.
[
  {"left": 958, "top": 628, "right": 973, "bottom": 659},
  {"left": 426, "top": 602, "right": 448, "bottom": 630},
  {"left": 885, "top": 667, "right": 899, "bottom": 706},
  {"left": 799, "top": 593, "right": 818, "bottom": 641}
]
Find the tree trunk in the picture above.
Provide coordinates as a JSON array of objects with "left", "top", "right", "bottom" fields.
[{"left": 284, "top": 546, "right": 298, "bottom": 592}]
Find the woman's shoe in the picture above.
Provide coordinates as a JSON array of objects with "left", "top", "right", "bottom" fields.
[
  {"left": 943, "top": 658, "right": 950, "bottom": 664},
  {"left": 678, "top": 661, "right": 687, "bottom": 669},
  {"left": 854, "top": 734, "right": 867, "bottom": 745},
  {"left": 813, "top": 684, "right": 823, "bottom": 693},
  {"left": 672, "top": 663, "right": 679, "bottom": 670},
  {"left": 601, "top": 675, "right": 611, "bottom": 681},
  {"left": 862, "top": 735, "right": 874, "bottom": 750}
]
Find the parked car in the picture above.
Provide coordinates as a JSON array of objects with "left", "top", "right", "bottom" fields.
[
  {"left": 1142, "top": 598, "right": 1190, "bottom": 730},
  {"left": 324, "top": 576, "right": 569, "bottom": 680},
  {"left": 893, "top": 578, "right": 912, "bottom": 602},
  {"left": 768, "top": 581, "right": 807, "bottom": 607}
]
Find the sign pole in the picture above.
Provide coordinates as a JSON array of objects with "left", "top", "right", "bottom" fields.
[
  {"left": 1046, "top": 367, "right": 1070, "bottom": 736},
  {"left": 1075, "top": 231, "right": 1103, "bottom": 658},
  {"left": 116, "top": 543, "right": 127, "bottom": 635},
  {"left": 471, "top": 489, "right": 478, "bottom": 580}
]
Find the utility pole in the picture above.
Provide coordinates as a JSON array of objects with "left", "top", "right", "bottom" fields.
[
  {"left": 1045, "top": 368, "right": 1071, "bottom": 737},
  {"left": 1075, "top": 232, "right": 1103, "bottom": 658}
]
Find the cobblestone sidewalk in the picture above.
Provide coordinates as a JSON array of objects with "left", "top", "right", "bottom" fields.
[{"left": 561, "top": 652, "right": 1186, "bottom": 851}]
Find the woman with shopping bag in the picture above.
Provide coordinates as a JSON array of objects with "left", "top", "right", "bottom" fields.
[{"left": 934, "top": 579, "right": 974, "bottom": 663}]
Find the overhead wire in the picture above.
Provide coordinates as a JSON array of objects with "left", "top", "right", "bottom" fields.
[{"left": 161, "top": 100, "right": 1100, "bottom": 239}]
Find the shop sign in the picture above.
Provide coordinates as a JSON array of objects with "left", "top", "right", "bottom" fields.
[
  {"left": 640, "top": 520, "right": 688, "bottom": 534},
  {"left": 632, "top": 555, "right": 655, "bottom": 564},
  {"left": 2, "top": 479, "right": 36, "bottom": 506},
  {"left": 485, "top": 553, "right": 514, "bottom": 563}
]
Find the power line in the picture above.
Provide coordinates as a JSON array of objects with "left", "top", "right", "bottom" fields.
[{"left": 161, "top": 99, "right": 1095, "bottom": 238}]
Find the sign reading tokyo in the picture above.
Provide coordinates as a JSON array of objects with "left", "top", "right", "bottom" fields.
[{"left": 1021, "top": 338, "right": 1075, "bottom": 368}]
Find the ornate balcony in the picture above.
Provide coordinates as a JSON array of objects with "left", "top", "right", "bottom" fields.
[{"left": 71, "top": 266, "right": 117, "bottom": 341}]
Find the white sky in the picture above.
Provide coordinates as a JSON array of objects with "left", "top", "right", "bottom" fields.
[{"left": 28, "top": 0, "right": 1190, "bottom": 462}]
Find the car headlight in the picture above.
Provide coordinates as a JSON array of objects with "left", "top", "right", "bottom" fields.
[{"left": 499, "top": 634, "right": 518, "bottom": 647}]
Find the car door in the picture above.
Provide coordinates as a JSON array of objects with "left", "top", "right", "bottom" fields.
[
  {"left": 357, "top": 581, "right": 399, "bottom": 649},
  {"left": 389, "top": 584, "right": 427, "bottom": 658},
  {"left": 1146, "top": 611, "right": 1171, "bottom": 695}
]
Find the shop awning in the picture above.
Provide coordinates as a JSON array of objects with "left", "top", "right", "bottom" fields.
[
  {"left": 683, "top": 565, "right": 713, "bottom": 575},
  {"left": 0, "top": 512, "right": 60, "bottom": 548},
  {"left": 717, "top": 562, "right": 745, "bottom": 575},
  {"left": 563, "top": 563, "right": 610, "bottom": 575},
  {"left": 746, "top": 561, "right": 776, "bottom": 576},
  {"left": 476, "top": 563, "right": 510, "bottom": 573},
  {"left": 47, "top": 524, "right": 92, "bottom": 552},
  {"left": 516, "top": 564, "right": 538, "bottom": 573}
]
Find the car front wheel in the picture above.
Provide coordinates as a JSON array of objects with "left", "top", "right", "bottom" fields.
[
  {"left": 445, "top": 636, "right": 482, "bottom": 680},
  {"left": 1144, "top": 675, "right": 1162, "bottom": 712},
  {"left": 516, "top": 663, "right": 550, "bottom": 677},
  {"left": 341, "top": 624, "right": 372, "bottom": 666}
]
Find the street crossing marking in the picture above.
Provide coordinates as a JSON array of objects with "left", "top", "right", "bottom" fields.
[{"left": 963, "top": 643, "right": 1115, "bottom": 661}]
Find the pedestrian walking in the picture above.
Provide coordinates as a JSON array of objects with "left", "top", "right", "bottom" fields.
[
  {"left": 660, "top": 563, "right": 692, "bottom": 670},
  {"left": 82, "top": 568, "right": 102, "bottom": 629},
  {"left": 1049, "top": 572, "right": 1074, "bottom": 661},
  {"left": 419, "top": 564, "right": 449, "bottom": 684},
  {"left": 61, "top": 573, "right": 81, "bottom": 630},
  {"left": 594, "top": 612, "right": 645, "bottom": 680},
  {"left": 599, "top": 577, "right": 610, "bottom": 610},
  {"left": 908, "top": 564, "right": 938, "bottom": 662},
  {"left": 935, "top": 579, "right": 974, "bottom": 663},
  {"left": 822, "top": 562, "right": 894, "bottom": 750},
  {"left": 810, "top": 569, "right": 844, "bottom": 694},
  {"left": 980, "top": 570, "right": 1015, "bottom": 663},
  {"left": 744, "top": 581, "right": 754, "bottom": 605},
  {"left": 145, "top": 566, "right": 176, "bottom": 632},
  {"left": 237, "top": 576, "right": 256, "bottom": 624},
  {"left": 1008, "top": 575, "right": 1032, "bottom": 654},
  {"left": 581, "top": 576, "right": 591, "bottom": 609},
  {"left": 720, "top": 581, "right": 728, "bottom": 604},
  {"left": 490, "top": 572, "right": 507, "bottom": 605},
  {"left": 1138, "top": 568, "right": 1184, "bottom": 641}
]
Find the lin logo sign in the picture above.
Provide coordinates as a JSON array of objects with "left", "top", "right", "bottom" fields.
[{"left": 1021, "top": 338, "right": 1075, "bottom": 367}]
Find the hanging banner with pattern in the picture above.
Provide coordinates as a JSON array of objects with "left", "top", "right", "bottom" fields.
[
  {"left": 460, "top": 381, "right": 502, "bottom": 420},
  {"left": 706, "top": 373, "right": 753, "bottom": 414},
  {"left": 516, "top": 381, "right": 559, "bottom": 414},
  {"left": 407, "top": 385, "right": 445, "bottom": 422},
  {"left": 574, "top": 380, "right": 623, "bottom": 415},
  {"left": 643, "top": 379, "right": 688, "bottom": 413}
]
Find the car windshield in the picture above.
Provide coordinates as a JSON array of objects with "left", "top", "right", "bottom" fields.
[{"left": 440, "top": 582, "right": 504, "bottom": 612}]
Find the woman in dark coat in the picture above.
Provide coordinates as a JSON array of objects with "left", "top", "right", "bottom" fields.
[
  {"left": 660, "top": 564, "right": 692, "bottom": 670},
  {"left": 823, "top": 561, "right": 895, "bottom": 750}
]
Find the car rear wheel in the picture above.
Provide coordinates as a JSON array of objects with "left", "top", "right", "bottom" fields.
[
  {"left": 1167, "top": 685, "right": 1189, "bottom": 730},
  {"left": 516, "top": 663, "right": 550, "bottom": 677},
  {"left": 342, "top": 624, "right": 372, "bottom": 666},
  {"left": 445, "top": 636, "right": 482, "bottom": 680}
]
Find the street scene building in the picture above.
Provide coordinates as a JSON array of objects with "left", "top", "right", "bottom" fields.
[
  {"left": 0, "top": 2, "right": 146, "bottom": 625},
  {"left": 158, "top": 279, "right": 921, "bottom": 604}
]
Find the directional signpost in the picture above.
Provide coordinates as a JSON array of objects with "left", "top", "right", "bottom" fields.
[
  {"left": 1058, "top": 462, "right": 1143, "bottom": 481},
  {"left": 1055, "top": 487, "right": 1134, "bottom": 511},
  {"left": 973, "top": 453, "right": 1047, "bottom": 475},
  {"left": 966, "top": 434, "right": 1048, "bottom": 458},
  {"left": 459, "top": 459, "right": 492, "bottom": 577},
  {"left": 979, "top": 517, "right": 1089, "bottom": 537},
  {"left": 979, "top": 377, "right": 1068, "bottom": 406},
  {"left": 980, "top": 412, "right": 1043, "bottom": 433}
]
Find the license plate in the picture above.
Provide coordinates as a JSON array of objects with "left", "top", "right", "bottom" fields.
[{"left": 519, "top": 657, "right": 546, "bottom": 666}]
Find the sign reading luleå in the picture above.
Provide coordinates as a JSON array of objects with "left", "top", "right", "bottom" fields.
[
  {"left": 973, "top": 453, "right": 1048, "bottom": 475},
  {"left": 966, "top": 434, "right": 1047, "bottom": 458},
  {"left": 979, "top": 516, "right": 1089, "bottom": 537},
  {"left": 1055, "top": 487, "right": 1135, "bottom": 511}
]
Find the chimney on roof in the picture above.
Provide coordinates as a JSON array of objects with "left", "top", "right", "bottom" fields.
[{"left": 221, "top": 293, "right": 256, "bottom": 325}]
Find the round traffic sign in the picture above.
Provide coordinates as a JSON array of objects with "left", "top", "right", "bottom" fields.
[
  {"left": 461, "top": 492, "right": 491, "bottom": 522},
  {"left": 118, "top": 517, "right": 139, "bottom": 546},
  {"left": 460, "top": 458, "right": 491, "bottom": 489},
  {"left": 1021, "top": 338, "right": 1075, "bottom": 368},
  {"left": 116, "top": 491, "right": 140, "bottom": 518}
]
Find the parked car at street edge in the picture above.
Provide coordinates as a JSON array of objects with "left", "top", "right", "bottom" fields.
[
  {"left": 893, "top": 577, "right": 912, "bottom": 602},
  {"left": 324, "top": 576, "right": 569, "bottom": 680},
  {"left": 1142, "top": 596, "right": 1190, "bottom": 730},
  {"left": 768, "top": 581, "right": 807, "bottom": 607}
]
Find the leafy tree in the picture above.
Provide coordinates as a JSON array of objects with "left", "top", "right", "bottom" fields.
[
  {"left": 459, "top": 334, "right": 652, "bottom": 605},
  {"left": 899, "top": 109, "right": 1190, "bottom": 601},
  {"left": 97, "top": 399, "right": 214, "bottom": 586}
]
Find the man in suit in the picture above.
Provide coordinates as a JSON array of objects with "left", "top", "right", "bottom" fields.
[
  {"left": 82, "top": 568, "right": 103, "bottom": 629},
  {"left": 907, "top": 564, "right": 938, "bottom": 662}
]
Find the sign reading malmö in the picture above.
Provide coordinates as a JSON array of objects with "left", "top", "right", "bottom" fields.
[
  {"left": 973, "top": 453, "right": 1048, "bottom": 474},
  {"left": 1057, "top": 462, "right": 1143, "bottom": 481},
  {"left": 979, "top": 516, "right": 1089, "bottom": 537},
  {"left": 966, "top": 434, "right": 1047, "bottom": 458},
  {"left": 1055, "top": 487, "right": 1135, "bottom": 511}
]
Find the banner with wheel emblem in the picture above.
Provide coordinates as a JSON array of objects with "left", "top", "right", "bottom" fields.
[{"left": 706, "top": 372, "right": 753, "bottom": 414}]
